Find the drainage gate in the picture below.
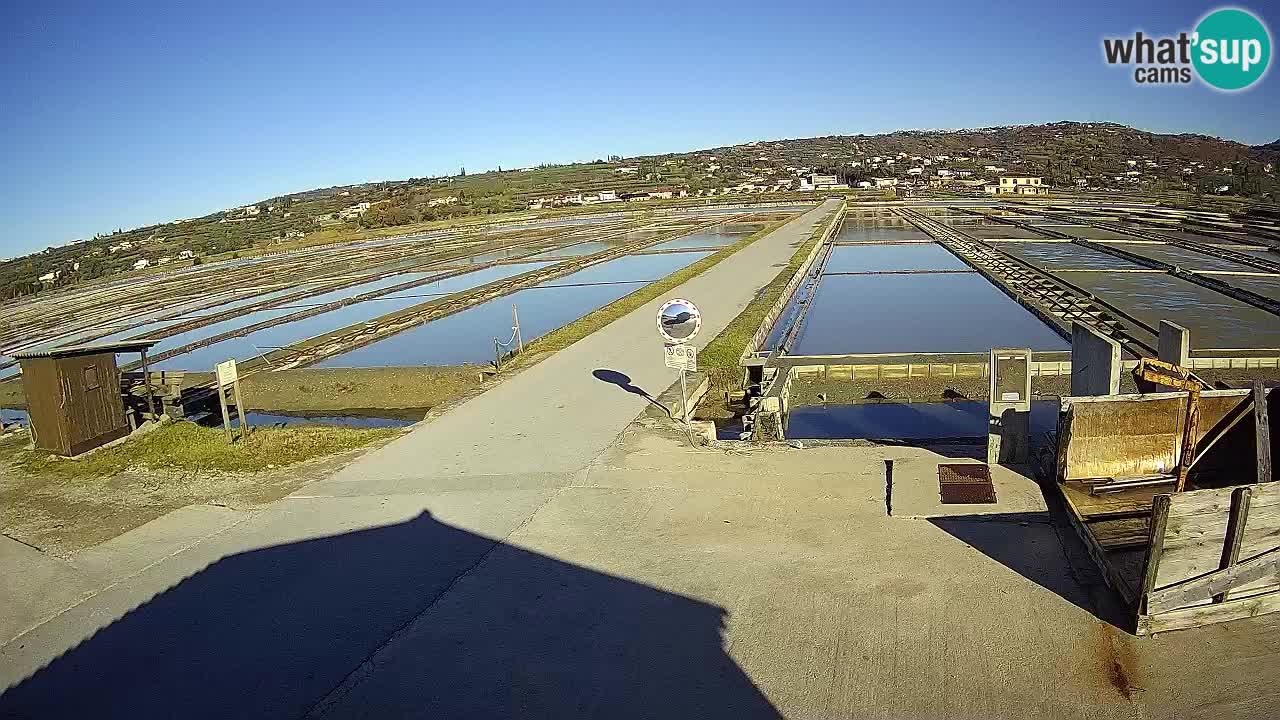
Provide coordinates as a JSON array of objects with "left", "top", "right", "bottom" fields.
[{"left": 938, "top": 463, "right": 997, "bottom": 504}]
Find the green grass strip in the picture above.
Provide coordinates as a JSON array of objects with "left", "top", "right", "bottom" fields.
[{"left": 7, "top": 422, "right": 399, "bottom": 478}]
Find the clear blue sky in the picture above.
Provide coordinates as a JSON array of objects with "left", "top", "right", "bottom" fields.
[{"left": 2, "top": 0, "right": 1277, "bottom": 256}]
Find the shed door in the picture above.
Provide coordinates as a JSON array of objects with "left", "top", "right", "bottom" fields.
[{"left": 60, "top": 356, "right": 126, "bottom": 446}]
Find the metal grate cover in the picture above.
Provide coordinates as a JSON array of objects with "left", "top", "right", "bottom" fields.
[{"left": 938, "top": 463, "right": 997, "bottom": 504}]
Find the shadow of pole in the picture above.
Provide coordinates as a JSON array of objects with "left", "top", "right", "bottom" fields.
[{"left": 592, "top": 368, "right": 673, "bottom": 418}]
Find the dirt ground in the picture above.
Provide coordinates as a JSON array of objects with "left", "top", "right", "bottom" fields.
[{"left": 0, "top": 430, "right": 397, "bottom": 557}]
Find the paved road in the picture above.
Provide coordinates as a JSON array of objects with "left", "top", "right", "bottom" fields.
[{"left": 309, "top": 198, "right": 840, "bottom": 487}]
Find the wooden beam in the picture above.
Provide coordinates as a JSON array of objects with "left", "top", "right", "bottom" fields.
[
  {"left": 1138, "top": 494, "right": 1171, "bottom": 614},
  {"left": 1214, "top": 487, "right": 1253, "bottom": 604},
  {"left": 1255, "top": 381, "right": 1272, "bottom": 485},
  {"left": 1149, "top": 545, "right": 1280, "bottom": 614},
  {"left": 139, "top": 349, "right": 157, "bottom": 420},
  {"left": 1139, "top": 588, "right": 1280, "bottom": 635}
]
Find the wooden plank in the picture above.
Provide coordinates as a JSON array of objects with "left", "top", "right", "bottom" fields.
[
  {"left": 1192, "top": 391, "right": 1254, "bottom": 465},
  {"left": 1088, "top": 516, "right": 1152, "bottom": 549},
  {"left": 1155, "top": 482, "right": 1280, "bottom": 602},
  {"left": 1149, "top": 545, "right": 1279, "bottom": 614},
  {"left": 219, "top": 385, "right": 233, "bottom": 445},
  {"left": 1138, "top": 494, "right": 1171, "bottom": 613},
  {"left": 1056, "top": 481, "right": 1138, "bottom": 607},
  {"left": 1062, "top": 480, "right": 1158, "bottom": 517},
  {"left": 1256, "top": 382, "right": 1273, "bottom": 485},
  {"left": 1216, "top": 487, "right": 1253, "bottom": 603},
  {"left": 1139, "top": 588, "right": 1280, "bottom": 635},
  {"left": 232, "top": 376, "right": 250, "bottom": 439}
]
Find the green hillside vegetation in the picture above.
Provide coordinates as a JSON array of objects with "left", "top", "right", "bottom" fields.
[{"left": 4, "top": 121, "right": 1278, "bottom": 303}]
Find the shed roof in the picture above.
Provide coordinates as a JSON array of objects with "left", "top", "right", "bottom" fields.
[{"left": 12, "top": 340, "right": 160, "bottom": 360}]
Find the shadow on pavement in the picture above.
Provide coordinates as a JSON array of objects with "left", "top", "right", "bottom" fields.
[
  {"left": 592, "top": 368, "right": 672, "bottom": 416},
  {"left": 591, "top": 368, "right": 650, "bottom": 397},
  {"left": 928, "top": 511, "right": 1131, "bottom": 631},
  {"left": 0, "top": 511, "right": 779, "bottom": 719}
]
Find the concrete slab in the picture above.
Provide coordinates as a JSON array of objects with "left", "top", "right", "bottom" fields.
[
  {"left": 73, "top": 504, "right": 250, "bottom": 581},
  {"left": 888, "top": 455, "right": 1048, "bottom": 518},
  {"left": 1158, "top": 320, "right": 1191, "bottom": 367},
  {"left": 310, "top": 463, "right": 1132, "bottom": 720},
  {"left": 0, "top": 536, "right": 103, "bottom": 646},
  {"left": 1072, "top": 323, "right": 1122, "bottom": 396}
]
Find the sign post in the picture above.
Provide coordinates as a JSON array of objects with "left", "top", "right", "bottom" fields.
[
  {"left": 657, "top": 299, "right": 702, "bottom": 445},
  {"left": 215, "top": 359, "right": 249, "bottom": 443}
]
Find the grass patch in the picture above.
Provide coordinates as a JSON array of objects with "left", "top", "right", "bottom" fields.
[
  {"left": 9, "top": 421, "right": 400, "bottom": 479},
  {"left": 511, "top": 215, "right": 794, "bottom": 362}
]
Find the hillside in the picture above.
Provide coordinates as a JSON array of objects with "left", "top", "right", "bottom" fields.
[{"left": 3, "top": 121, "right": 1277, "bottom": 302}]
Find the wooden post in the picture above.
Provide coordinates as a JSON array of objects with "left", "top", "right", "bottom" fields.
[
  {"left": 1214, "top": 487, "right": 1252, "bottom": 604},
  {"left": 139, "top": 349, "right": 158, "bottom": 420},
  {"left": 513, "top": 304, "right": 523, "bottom": 355},
  {"left": 1255, "top": 381, "right": 1272, "bottom": 485},
  {"left": 1174, "top": 388, "right": 1200, "bottom": 493},
  {"left": 1138, "top": 494, "right": 1172, "bottom": 615},
  {"left": 233, "top": 375, "right": 250, "bottom": 439},
  {"left": 218, "top": 384, "right": 233, "bottom": 444}
]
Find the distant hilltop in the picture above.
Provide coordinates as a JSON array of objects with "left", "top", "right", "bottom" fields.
[{"left": 3, "top": 120, "right": 1277, "bottom": 302}]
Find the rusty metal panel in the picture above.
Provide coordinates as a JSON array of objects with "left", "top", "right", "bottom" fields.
[
  {"left": 938, "top": 463, "right": 997, "bottom": 504},
  {"left": 1059, "top": 390, "right": 1251, "bottom": 482}
]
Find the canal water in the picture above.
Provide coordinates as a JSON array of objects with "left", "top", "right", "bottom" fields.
[
  {"left": 316, "top": 250, "right": 712, "bottom": 368},
  {"left": 789, "top": 272, "right": 1068, "bottom": 355},
  {"left": 1051, "top": 226, "right": 1136, "bottom": 242},
  {"left": 823, "top": 243, "right": 969, "bottom": 273},
  {"left": 153, "top": 261, "right": 557, "bottom": 370},
  {"left": 832, "top": 226, "right": 932, "bottom": 243},
  {"left": 961, "top": 225, "right": 1056, "bottom": 240},
  {"left": 1232, "top": 276, "right": 1280, "bottom": 303},
  {"left": 1102, "top": 242, "right": 1269, "bottom": 273},
  {"left": 644, "top": 223, "right": 760, "bottom": 251},
  {"left": 1066, "top": 272, "right": 1280, "bottom": 350},
  {"left": 995, "top": 242, "right": 1144, "bottom": 271},
  {"left": 786, "top": 400, "right": 1059, "bottom": 440}
]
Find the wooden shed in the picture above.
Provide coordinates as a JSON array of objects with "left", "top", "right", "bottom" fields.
[{"left": 13, "top": 340, "right": 159, "bottom": 457}]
